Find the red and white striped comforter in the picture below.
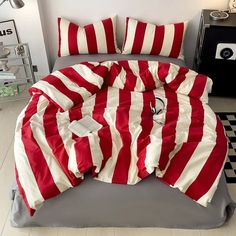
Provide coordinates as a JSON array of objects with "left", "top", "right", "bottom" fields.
[{"left": 14, "top": 60, "right": 228, "bottom": 216}]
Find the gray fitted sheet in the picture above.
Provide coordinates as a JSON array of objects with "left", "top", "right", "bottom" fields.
[
  {"left": 11, "top": 173, "right": 235, "bottom": 228},
  {"left": 52, "top": 54, "right": 186, "bottom": 71},
  {"left": 11, "top": 55, "right": 235, "bottom": 228}
]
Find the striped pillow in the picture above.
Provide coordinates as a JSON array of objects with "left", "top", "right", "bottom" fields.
[
  {"left": 58, "top": 17, "right": 120, "bottom": 57},
  {"left": 122, "top": 18, "right": 187, "bottom": 59}
]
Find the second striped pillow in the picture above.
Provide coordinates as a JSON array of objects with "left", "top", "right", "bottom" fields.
[{"left": 122, "top": 18, "right": 187, "bottom": 59}]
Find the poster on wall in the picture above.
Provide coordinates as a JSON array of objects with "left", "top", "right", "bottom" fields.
[{"left": 0, "top": 20, "right": 19, "bottom": 46}]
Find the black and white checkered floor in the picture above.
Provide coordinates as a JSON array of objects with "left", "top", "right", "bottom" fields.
[{"left": 217, "top": 112, "right": 236, "bottom": 183}]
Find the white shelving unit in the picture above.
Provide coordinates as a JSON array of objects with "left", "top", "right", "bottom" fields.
[{"left": 0, "top": 43, "right": 35, "bottom": 103}]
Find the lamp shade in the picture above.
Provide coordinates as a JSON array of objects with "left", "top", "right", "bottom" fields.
[{"left": 9, "top": 0, "right": 24, "bottom": 9}]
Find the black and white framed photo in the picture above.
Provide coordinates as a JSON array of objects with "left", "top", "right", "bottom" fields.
[{"left": 0, "top": 20, "right": 19, "bottom": 45}]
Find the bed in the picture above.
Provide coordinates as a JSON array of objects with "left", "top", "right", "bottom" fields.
[{"left": 10, "top": 54, "right": 235, "bottom": 229}]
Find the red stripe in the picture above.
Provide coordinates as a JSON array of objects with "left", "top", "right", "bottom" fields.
[
  {"left": 118, "top": 61, "right": 137, "bottom": 91},
  {"left": 92, "top": 88, "right": 112, "bottom": 172},
  {"left": 112, "top": 90, "right": 132, "bottom": 184},
  {"left": 169, "top": 22, "right": 184, "bottom": 58},
  {"left": 43, "top": 103, "right": 82, "bottom": 186},
  {"left": 162, "top": 98, "right": 204, "bottom": 185},
  {"left": 60, "top": 67, "right": 100, "bottom": 94},
  {"left": 188, "top": 74, "right": 207, "bottom": 99},
  {"left": 108, "top": 63, "right": 122, "bottom": 87},
  {"left": 137, "top": 92, "right": 155, "bottom": 178},
  {"left": 157, "top": 62, "right": 171, "bottom": 82},
  {"left": 158, "top": 87, "right": 179, "bottom": 170},
  {"left": 167, "top": 67, "right": 189, "bottom": 91},
  {"left": 85, "top": 23, "right": 98, "bottom": 54},
  {"left": 185, "top": 117, "right": 228, "bottom": 201},
  {"left": 21, "top": 95, "right": 61, "bottom": 199},
  {"left": 15, "top": 167, "right": 35, "bottom": 216},
  {"left": 102, "top": 18, "right": 116, "bottom": 53},
  {"left": 131, "top": 21, "right": 147, "bottom": 54},
  {"left": 58, "top": 18, "right": 62, "bottom": 57},
  {"left": 69, "top": 104, "right": 93, "bottom": 173},
  {"left": 68, "top": 22, "right": 79, "bottom": 55},
  {"left": 138, "top": 61, "right": 156, "bottom": 91},
  {"left": 43, "top": 75, "right": 83, "bottom": 103},
  {"left": 150, "top": 25, "right": 165, "bottom": 55}
]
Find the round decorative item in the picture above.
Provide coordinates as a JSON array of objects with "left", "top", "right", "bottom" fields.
[
  {"left": 0, "top": 47, "right": 10, "bottom": 59},
  {"left": 0, "top": 48, "right": 11, "bottom": 71},
  {"left": 209, "top": 11, "right": 229, "bottom": 21}
]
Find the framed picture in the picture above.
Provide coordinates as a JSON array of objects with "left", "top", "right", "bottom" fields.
[{"left": 0, "top": 20, "right": 19, "bottom": 46}]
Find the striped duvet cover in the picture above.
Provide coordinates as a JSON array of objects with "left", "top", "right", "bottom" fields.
[{"left": 14, "top": 60, "right": 228, "bottom": 216}]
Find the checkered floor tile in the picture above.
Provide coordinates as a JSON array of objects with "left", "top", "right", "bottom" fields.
[{"left": 217, "top": 112, "right": 236, "bottom": 183}]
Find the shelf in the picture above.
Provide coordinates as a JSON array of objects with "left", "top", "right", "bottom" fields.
[{"left": 0, "top": 43, "right": 36, "bottom": 102}]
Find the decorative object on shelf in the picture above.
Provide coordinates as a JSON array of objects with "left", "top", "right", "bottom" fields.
[
  {"left": 0, "top": 42, "right": 10, "bottom": 71},
  {"left": 0, "top": 20, "right": 19, "bottom": 45},
  {"left": 229, "top": 0, "right": 236, "bottom": 13},
  {"left": 15, "top": 44, "right": 25, "bottom": 56},
  {"left": 209, "top": 10, "right": 229, "bottom": 20},
  {"left": 0, "top": 0, "right": 24, "bottom": 9}
]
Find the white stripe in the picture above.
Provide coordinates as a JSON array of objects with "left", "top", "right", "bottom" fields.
[
  {"left": 32, "top": 81, "right": 74, "bottom": 111},
  {"left": 56, "top": 111, "right": 83, "bottom": 178},
  {"left": 77, "top": 27, "right": 89, "bottom": 54},
  {"left": 95, "top": 87, "right": 122, "bottom": 183},
  {"left": 122, "top": 18, "right": 137, "bottom": 54},
  {"left": 14, "top": 100, "right": 45, "bottom": 210},
  {"left": 30, "top": 96, "right": 73, "bottom": 192},
  {"left": 94, "top": 20, "right": 107, "bottom": 53},
  {"left": 71, "top": 64, "right": 103, "bottom": 88},
  {"left": 173, "top": 106, "right": 217, "bottom": 191},
  {"left": 200, "top": 77, "right": 213, "bottom": 103},
  {"left": 160, "top": 24, "right": 175, "bottom": 57},
  {"left": 111, "top": 16, "right": 120, "bottom": 53},
  {"left": 165, "top": 64, "right": 182, "bottom": 84},
  {"left": 127, "top": 92, "right": 143, "bottom": 184},
  {"left": 141, "top": 23, "right": 155, "bottom": 54},
  {"left": 112, "top": 66, "right": 125, "bottom": 90},
  {"left": 176, "top": 71, "right": 195, "bottom": 97},
  {"left": 148, "top": 61, "right": 164, "bottom": 89},
  {"left": 60, "top": 18, "right": 70, "bottom": 57},
  {"left": 52, "top": 70, "right": 92, "bottom": 100},
  {"left": 128, "top": 61, "right": 145, "bottom": 91},
  {"left": 145, "top": 88, "right": 167, "bottom": 174},
  {"left": 81, "top": 94, "right": 104, "bottom": 173}
]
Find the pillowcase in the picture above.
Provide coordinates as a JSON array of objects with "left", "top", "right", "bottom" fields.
[
  {"left": 58, "top": 16, "right": 120, "bottom": 57},
  {"left": 122, "top": 18, "right": 187, "bottom": 59}
]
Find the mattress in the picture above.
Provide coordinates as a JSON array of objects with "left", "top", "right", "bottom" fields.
[{"left": 10, "top": 54, "right": 235, "bottom": 228}]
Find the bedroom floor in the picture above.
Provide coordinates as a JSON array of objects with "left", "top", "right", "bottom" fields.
[{"left": 0, "top": 96, "right": 236, "bottom": 236}]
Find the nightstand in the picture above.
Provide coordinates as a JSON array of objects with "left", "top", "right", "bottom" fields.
[{"left": 194, "top": 9, "right": 236, "bottom": 97}]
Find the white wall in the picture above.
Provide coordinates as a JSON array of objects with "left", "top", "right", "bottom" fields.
[
  {"left": 0, "top": 0, "right": 50, "bottom": 79},
  {"left": 0, "top": 0, "right": 229, "bottom": 75},
  {"left": 38, "top": 0, "right": 228, "bottom": 69}
]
